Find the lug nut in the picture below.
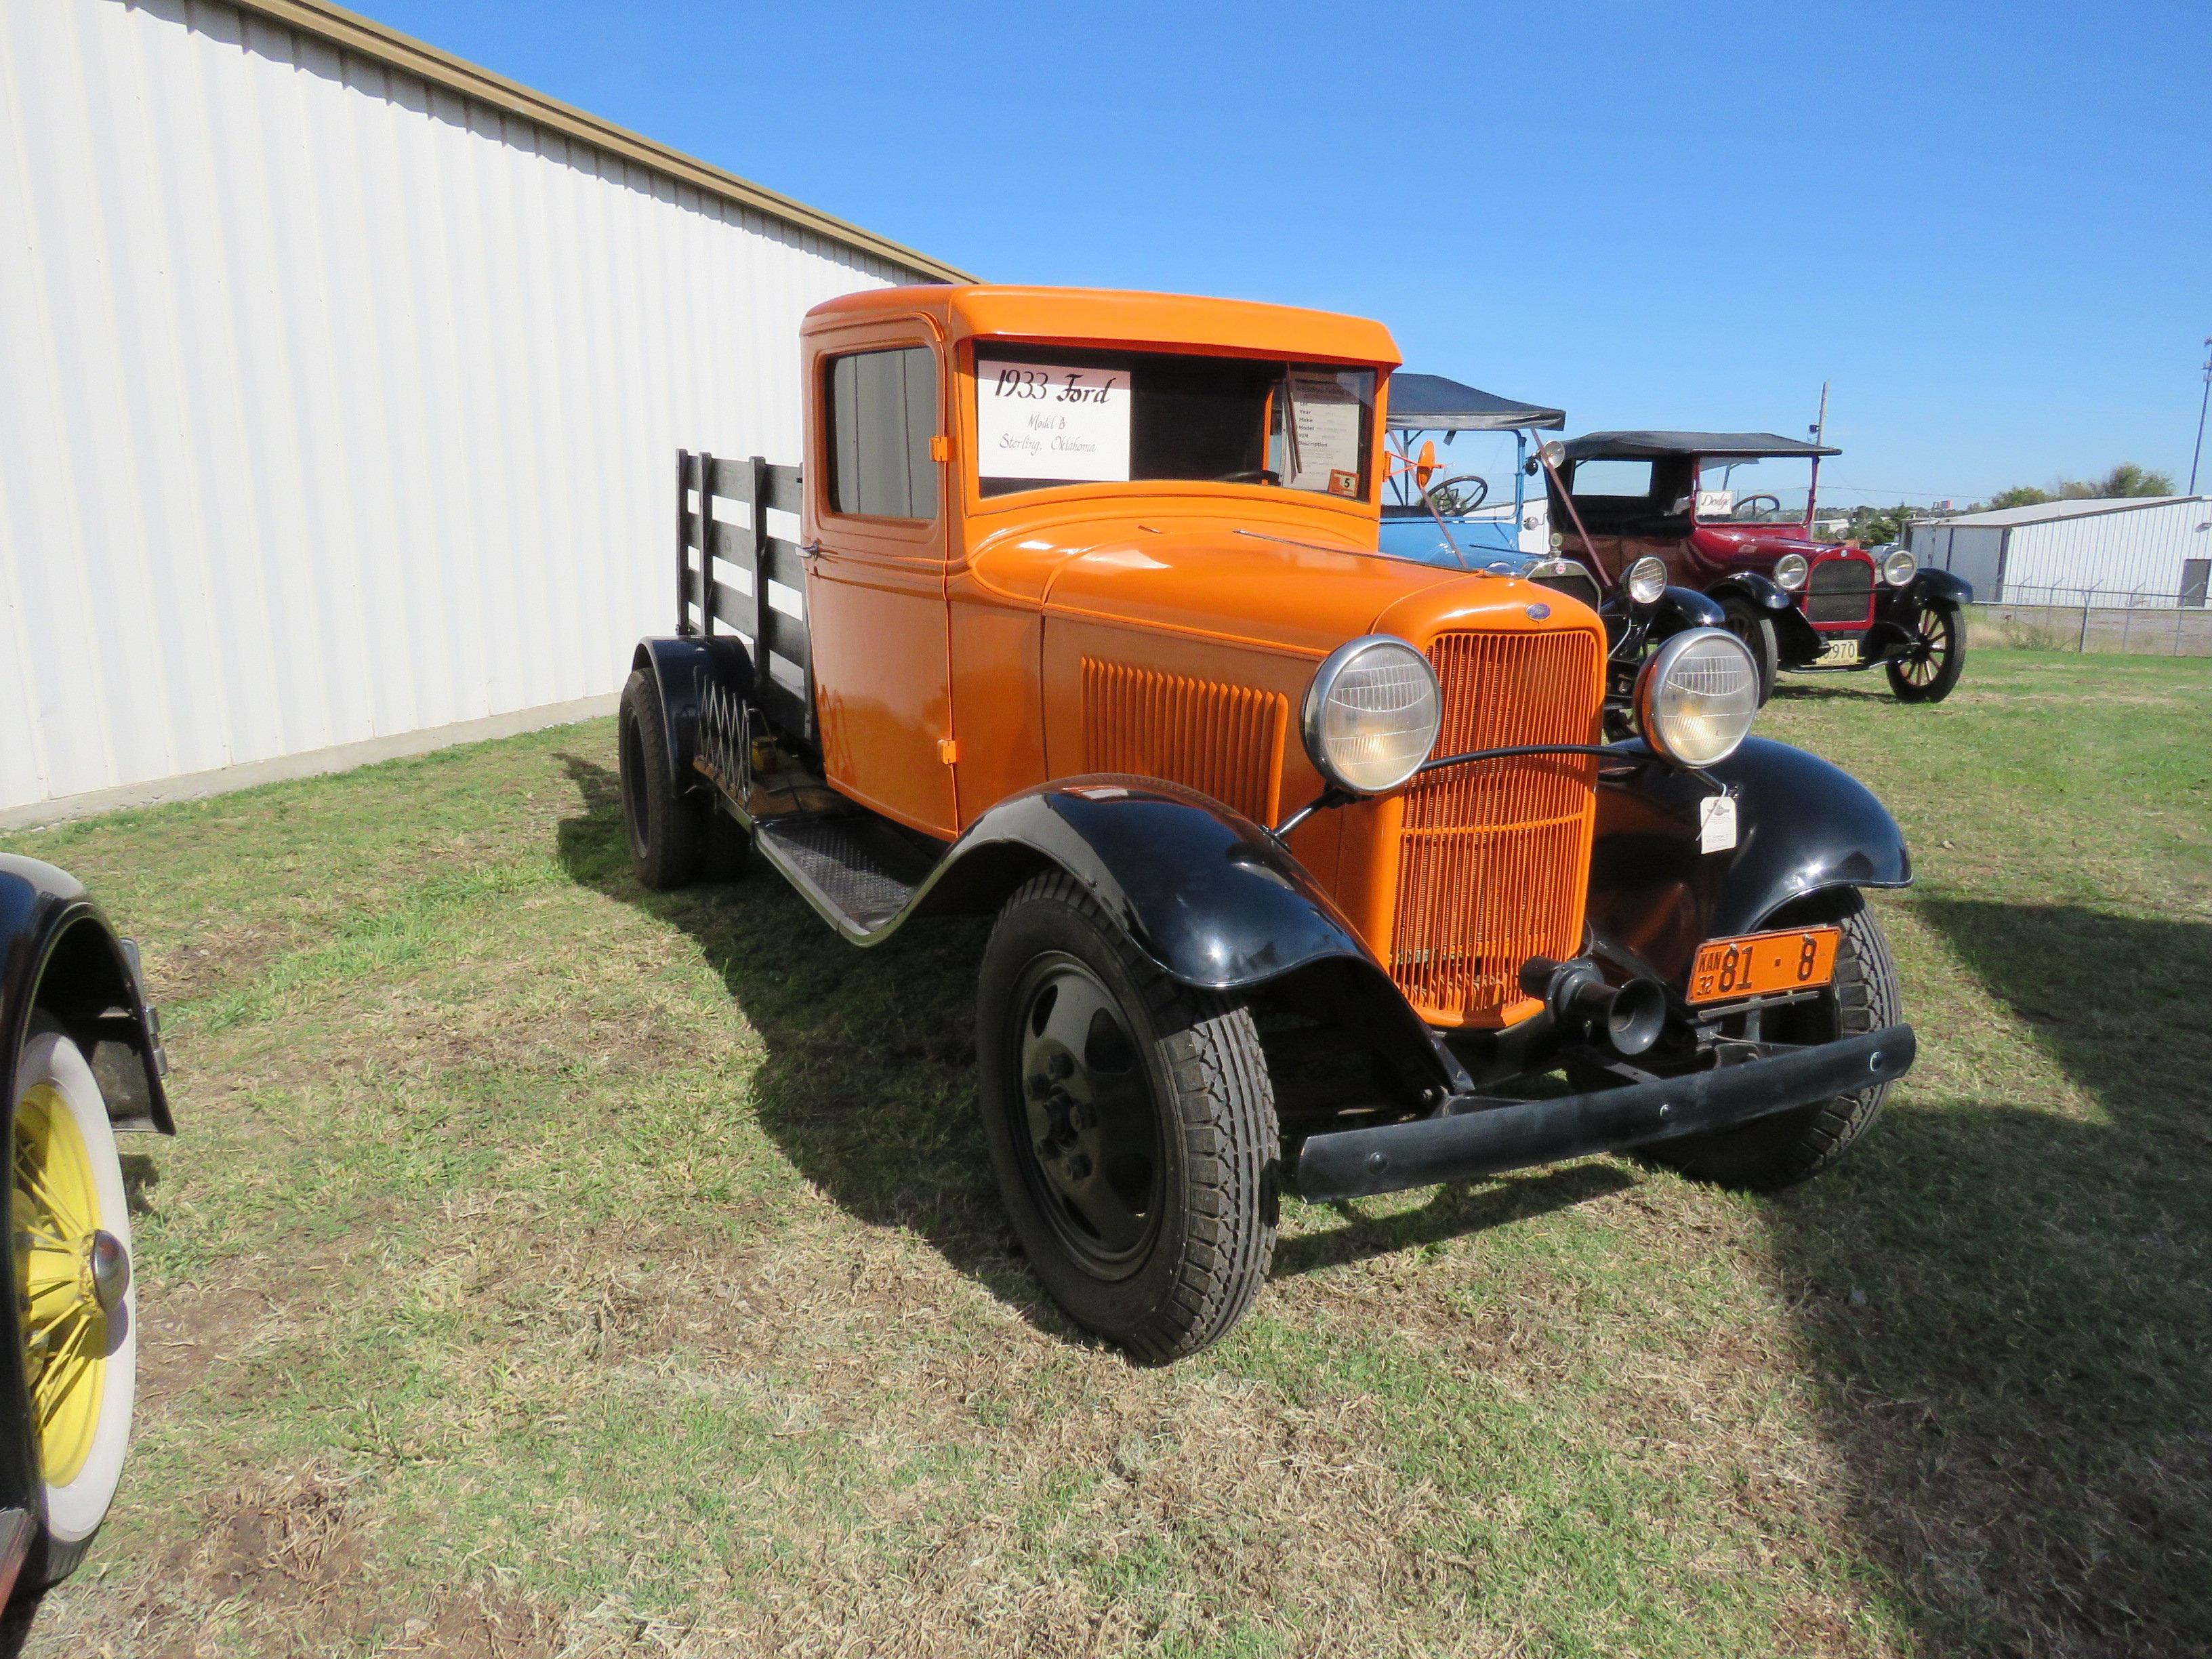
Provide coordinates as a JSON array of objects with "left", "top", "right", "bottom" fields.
[
  {"left": 1067, "top": 1103, "right": 1092, "bottom": 1131},
  {"left": 1065, "top": 1153, "right": 1092, "bottom": 1180},
  {"left": 1047, "top": 1054, "right": 1075, "bottom": 1080}
]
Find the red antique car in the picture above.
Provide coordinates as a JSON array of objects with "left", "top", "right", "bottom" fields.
[{"left": 1544, "top": 432, "right": 1970, "bottom": 703}]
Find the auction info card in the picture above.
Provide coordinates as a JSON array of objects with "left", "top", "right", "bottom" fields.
[
  {"left": 1285, "top": 371, "right": 1364, "bottom": 495},
  {"left": 977, "top": 359, "right": 1131, "bottom": 483}
]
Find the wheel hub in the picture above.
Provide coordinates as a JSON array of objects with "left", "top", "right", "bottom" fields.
[{"left": 1009, "top": 956, "right": 1163, "bottom": 1273}]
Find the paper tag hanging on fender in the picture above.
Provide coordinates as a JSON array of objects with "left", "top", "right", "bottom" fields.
[{"left": 1700, "top": 794, "right": 1738, "bottom": 854}]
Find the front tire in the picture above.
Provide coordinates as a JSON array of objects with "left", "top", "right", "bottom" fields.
[
  {"left": 1885, "top": 600, "right": 1965, "bottom": 702},
  {"left": 1645, "top": 890, "right": 1900, "bottom": 1191},
  {"left": 977, "top": 874, "right": 1279, "bottom": 1362},
  {"left": 1719, "top": 596, "right": 1780, "bottom": 705},
  {"left": 12, "top": 1021, "right": 137, "bottom": 1594}
]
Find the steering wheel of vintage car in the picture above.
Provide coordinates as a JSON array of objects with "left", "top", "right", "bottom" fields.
[
  {"left": 1734, "top": 493, "right": 1782, "bottom": 519},
  {"left": 1422, "top": 472, "right": 1490, "bottom": 515},
  {"left": 1215, "top": 469, "right": 1282, "bottom": 485}
]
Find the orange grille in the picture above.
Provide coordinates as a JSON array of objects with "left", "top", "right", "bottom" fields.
[
  {"left": 1080, "top": 658, "right": 1288, "bottom": 825},
  {"left": 1389, "top": 629, "right": 1602, "bottom": 1025}
]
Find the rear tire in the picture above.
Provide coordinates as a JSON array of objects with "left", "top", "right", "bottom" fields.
[
  {"left": 1644, "top": 890, "right": 1899, "bottom": 1191},
  {"left": 618, "top": 670, "right": 701, "bottom": 890},
  {"left": 977, "top": 874, "right": 1279, "bottom": 1362},
  {"left": 1885, "top": 600, "right": 1965, "bottom": 703},
  {"left": 1719, "top": 596, "right": 1780, "bottom": 705}
]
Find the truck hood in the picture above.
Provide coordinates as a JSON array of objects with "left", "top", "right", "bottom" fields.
[{"left": 1015, "top": 517, "right": 1595, "bottom": 659}]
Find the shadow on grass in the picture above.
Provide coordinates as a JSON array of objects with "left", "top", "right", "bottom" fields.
[
  {"left": 552, "top": 754, "right": 1615, "bottom": 1346},
  {"left": 1772, "top": 899, "right": 2212, "bottom": 1654}
]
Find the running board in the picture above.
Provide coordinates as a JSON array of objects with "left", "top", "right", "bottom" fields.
[{"left": 754, "top": 816, "right": 936, "bottom": 939}]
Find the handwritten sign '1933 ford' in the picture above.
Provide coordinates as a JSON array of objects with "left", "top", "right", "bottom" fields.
[{"left": 621, "top": 287, "right": 1917, "bottom": 1361}]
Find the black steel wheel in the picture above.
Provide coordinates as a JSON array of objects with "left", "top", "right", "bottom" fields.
[
  {"left": 617, "top": 670, "right": 701, "bottom": 890},
  {"left": 1644, "top": 888, "right": 1900, "bottom": 1191},
  {"left": 1719, "top": 595, "right": 1780, "bottom": 705},
  {"left": 1885, "top": 600, "right": 1965, "bottom": 703},
  {"left": 977, "top": 873, "right": 1278, "bottom": 1361}
]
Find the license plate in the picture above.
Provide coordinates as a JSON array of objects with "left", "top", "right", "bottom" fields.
[{"left": 1689, "top": 926, "right": 1840, "bottom": 1004}]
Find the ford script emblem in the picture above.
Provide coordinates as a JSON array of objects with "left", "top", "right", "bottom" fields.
[{"left": 1526, "top": 603, "right": 1551, "bottom": 619}]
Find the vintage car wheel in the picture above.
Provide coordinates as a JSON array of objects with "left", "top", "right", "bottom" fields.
[
  {"left": 13, "top": 1021, "right": 136, "bottom": 1592},
  {"left": 1885, "top": 600, "right": 1965, "bottom": 703},
  {"left": 977, "top": 874, "right": 1278, "bottom": 1362},
  {"left": 1643, "top": 890, "right": 1899, "bottom": 1191},
  {"left": 1718, "top": 596, "right": 1780, "bottom": 705},
  {"left": 618, "top": 670, "right": 705, "bottom": 890}
]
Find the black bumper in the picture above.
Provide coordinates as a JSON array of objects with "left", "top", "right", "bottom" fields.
[{"left": 1295, "top": 1024, "right": 1915, "bottom": 1202}]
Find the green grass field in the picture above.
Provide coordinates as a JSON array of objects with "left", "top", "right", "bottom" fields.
[{"left": 4, "top": 649, "right": 2208, "bottom": 1658}]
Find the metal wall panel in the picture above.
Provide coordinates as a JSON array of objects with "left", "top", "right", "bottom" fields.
[
  {"left": 0, "top": 0, "right": 922, "bottom": 811},
  {"left": 2000, "top": 500, "right": 2212, "bottom": 598}
]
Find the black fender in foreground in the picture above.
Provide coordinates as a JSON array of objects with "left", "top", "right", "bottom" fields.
[
  {"left": 629, "top": 636, "right": 755, "bottom": 796},
  {"left": 895, "top": 779, "right": 1452, "bottom": 1088},
  {"left": 1586, "top": 737, "right": 1911, "bottom": 988}
]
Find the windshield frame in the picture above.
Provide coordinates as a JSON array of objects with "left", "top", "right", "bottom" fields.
[{"left": 957, "top": 340, "right": 1384, "bottom": 521}]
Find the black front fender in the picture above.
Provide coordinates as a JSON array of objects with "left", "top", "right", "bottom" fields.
[
  {"left": 1878, "top": 568, "right": 1973, "bottom": 622},
  {"left": 1706, "top": 571, "right": 1793, "bottom": 615},
  {"left": 1587, "top": 739, "right": 1911, "bottom": 986},
  {"left": 914, "top": 779, "right": 1449, "bottom": 1085}
]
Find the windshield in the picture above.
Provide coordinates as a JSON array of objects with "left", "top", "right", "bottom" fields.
[
  {"left": 1690, "top": 456, "right": 1814, "bottom": 524},
  {"left": 974, "top": 348, "right": 1375, "bottom": 500}
]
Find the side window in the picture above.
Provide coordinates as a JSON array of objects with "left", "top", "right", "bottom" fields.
[{"left": 825, "top": 346, "right": 938, "bottom": 520}]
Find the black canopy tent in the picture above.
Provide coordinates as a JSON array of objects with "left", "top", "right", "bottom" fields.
[
  {"left": 1561, "top": 431, "right": 1839, "bottom": 462},
  {"left": 1388, "top": 373, "right": 1565, "bottom": 434}
]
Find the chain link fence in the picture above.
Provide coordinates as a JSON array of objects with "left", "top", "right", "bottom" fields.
[{"left": 1967, "top": 582, "right": 2212, "bottom": 657}]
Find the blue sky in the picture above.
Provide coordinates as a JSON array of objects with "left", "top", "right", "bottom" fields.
[{"left": 377, "top": 0, "right": 2212, "bottom": 506}]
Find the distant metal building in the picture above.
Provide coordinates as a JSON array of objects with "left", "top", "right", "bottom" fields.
[
  {"left": 1908, "top": 495, "right": 2211, "bottom": 605},
  {"left": 1, "top": 0, "right": 968, "bottom": 823}
]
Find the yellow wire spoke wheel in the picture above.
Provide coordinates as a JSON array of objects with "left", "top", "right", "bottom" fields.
[
  {"left": 15, "top": 1082, "right": 110, "bottom": 1488},
  {"left": 10, "top": 1023, "right": 136, "bottom": 1593}
]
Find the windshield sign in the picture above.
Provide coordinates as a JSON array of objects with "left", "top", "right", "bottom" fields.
[{"left": 975, "top": 349, "right": 1374, "bottom": 500}]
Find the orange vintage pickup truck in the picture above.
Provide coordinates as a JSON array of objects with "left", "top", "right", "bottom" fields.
[{"left": 619, "top": 285, "right": 1916, "bottom": 1360}]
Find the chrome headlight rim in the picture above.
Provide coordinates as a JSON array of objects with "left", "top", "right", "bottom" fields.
[
  {"left": 1625, "top": 555, "right": 1668, "bottom": 607},
  {"left": 1634, "top": 626, "right": 1760, "bottom": 770},
  {"left": 1301, "top": 634, "right": 1443, "bottom": 798},
  {"left": 1772, "top": 552, "right": 1810, "bottom": 592},
  {"left": 1881, "top": 546, "right": 1917, "bottom": 588}
]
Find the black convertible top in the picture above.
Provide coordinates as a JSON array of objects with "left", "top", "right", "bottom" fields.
[
  {"left": 1563, "top": 430, "right": 1839, "bottom": 461},
  {"left": 1389, "top": 373, "right": 1565, "bottom": 433}
]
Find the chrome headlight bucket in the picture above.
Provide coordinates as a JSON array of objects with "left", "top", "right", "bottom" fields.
[
  {"left": 1881, "top": 546, "right": 1917, "bottom": 587},
  {"left": 1635, "top": 628, "right": 1760, "bottom": 769},
  {"left": 1302, "top": 635, "right": 1442, "bottom": 796},
  {"left": 1625, "top": 555, "right": 1668, "bottom": 606},
  {"left": 1772, "top": 552, "right": 1810, "bottom": 592}
]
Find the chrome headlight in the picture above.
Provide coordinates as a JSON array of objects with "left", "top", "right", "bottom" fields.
[
  {"left": 1635, "top": 628, "right": 1759, "bottom": 769},
  {"left": 1303, "top": 636, "right": 1442, "bottom": 796},
  {"left": 1882, "top": 546, "right": 1917, "bottom": 587},
  {"left": 1626, "top": 555, "right": 1668, "bottom": 606},
  {"left": 1772, "top": 552, "right": 1809, "bottom": 592}
]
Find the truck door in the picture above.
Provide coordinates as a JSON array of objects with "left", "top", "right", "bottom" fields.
[{"left": 803, "top": 328, "right": 958, "bottom": 838}]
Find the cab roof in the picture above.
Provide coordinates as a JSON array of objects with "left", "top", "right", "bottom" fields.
[
  {"left": 1563, "top": 430, "right": 1840, "bottom": 462},
  {"left": 806, "top": 284, "right": 1401, "bottom": 367}
]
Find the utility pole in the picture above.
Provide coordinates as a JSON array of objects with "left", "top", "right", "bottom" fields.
[
  {"left": 2192, "top": 338, "right": 2211, "bottom": 495},
  {"left": 1805, "top": 382, "right": 1830, "bottom": 531}
]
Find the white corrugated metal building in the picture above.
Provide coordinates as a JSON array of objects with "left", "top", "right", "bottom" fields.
[
  {"left": 1, "top": 0, "right": 969, "bottom": 825},
  {"left": 1908, "top": 495, "right": 2212, "bottom": 605}
]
